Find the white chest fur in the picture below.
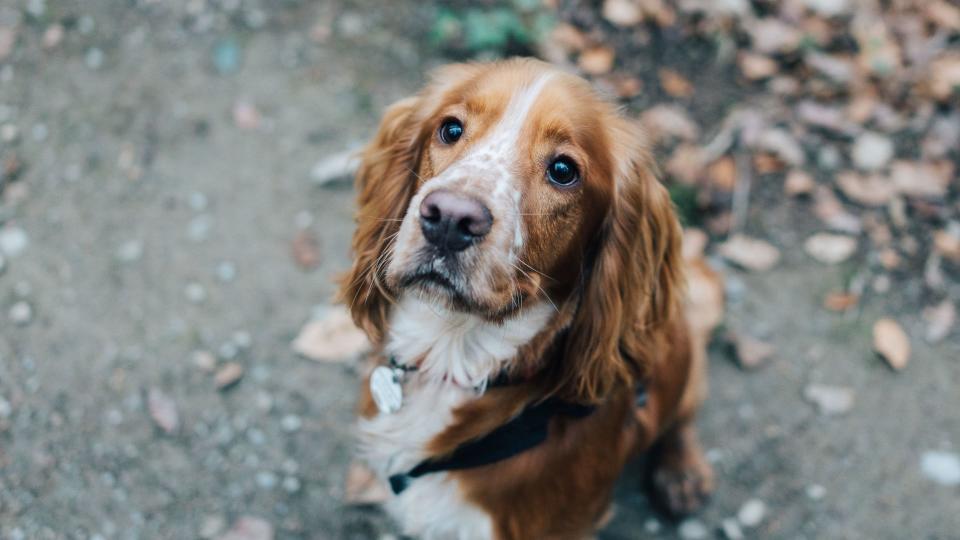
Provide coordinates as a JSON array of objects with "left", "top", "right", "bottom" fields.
[{"left": 356, "top": 297, "right": 553, "bottom": 539}]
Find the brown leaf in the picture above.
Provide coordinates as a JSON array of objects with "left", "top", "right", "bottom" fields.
[
  {"left": 824, "top": 292, "right": 859, "bottom": 312},
  {"left": 784, "top": 169, "right": 816, "bottom": 196},
  {"left": 804, "top": 233, "right": 857, "bottom": 264},
  {"left": 836, "top": 171, "right": 895, "bottom": 207},
  {"left": 665, "top": 144, "right": 706, "bottom": 185},
  {"left": 292, "top": 306, "right": 370, "bottom": 362},
  {"left": 889, "top": 160, "right": 953, "bottom": 199},
  {"left": 718, "top": 235, "right": 780, "bottom": 272},
  {"left": 147, "top": 387, "right": 179, "bottom": 434},
  {"left": 927, "top": 53, "right": 960, "bottom": 101},
  {"left": 578, "top": 46, "right": 615, "bottom": 75},
  {"left": 738, "top": 52, "right": 778, "bottom": 80},
  {"left": 729, "top": 333, "right": 774, "bottom": 370},
  {"left": 681, "top": 228, "right": 708, "bottom": 261},
  {"left": 706, "top": 157, "right": 737, "bottom": 192},
  {"left": 813, "top": 186, "right": 862, "bottom": 234},
  {"left": 291, "top": 230, "right": 321, "bottom": 270},
  {"left": 344, "top": 461, "right": 390, "bottom": 505},
  {"left": 214, "top": 362, "right": 245, "bottom": 390},
  {"left": 549, "top": 23, "right": 588, "bottom": 53},
  {"left": 923, "top": 301, "right": 956, "bottom": 344},
  {"left": 602, "top": 0, "right": 643, "bottom": 26},
  {"left": 658, "top": 68, "right": 694, "bottom": 98},
  {"left": 933, "top": 228, "right": 960, "bottom": 263},
  {"left": 608, "top": 74, "right": 644, "bottom": 98},
  {"left": 924, "top": 1, "right": 960, "bottom": 31},
  {"left": 216, "top": 517, "right": 274, "bottom": 540},
  {"left": 683, "top": 258, "right": 725, "bottom": 340},
  {"left": 754, "top": 129, "right": 804, "bottom": 166},
  {"left": 873, "top": 318, "right": 911, "bottom": 371},
  {"left": 639, "top": 104, "right": 700, "bottom": 144}
]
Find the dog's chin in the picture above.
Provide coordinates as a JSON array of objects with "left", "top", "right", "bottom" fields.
[{"left": 392, "top": 270, "right": 523, "bottom": 320}]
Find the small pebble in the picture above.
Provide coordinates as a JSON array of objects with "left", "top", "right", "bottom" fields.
[
  {"left": 0, "top": 226, "right": 29, "bottom": 257},
  {"left": 218, "top": 341, "right": 238, "bottom": 360},
  {"left": 232, "top": 330, "right": 252, "bottom": 349},
  {"left": 193, "top": 350, "right": 217, "bottom": 372},
  {"left": 737, "top": 498, "right": 766, "bottom": 528},
  {"left": 282, "top": 476, "right": 301, "bottom": 493},
  {"left": 280, "top": 414, "right": 302, "bottom": 433},
  {"left": 199, "top": 514, "right": 225, "bottom": 539},
  {"left": 214, "top": 362, "right": 244, "bottom": 390},
  {"left": 216, "top": 261, "right": 236, "bottom": 282},
  {"left": 188, "top": 191, "right": 208, "bottom": 211},
  {"left": 721, "top": 518, "right": 744, "bottom": 540},
  {"left": 185, "top": 282, "right": 207, "bottom": 304},
  {"left": 678, "top": 518, "right": 708, "bottom": 539},
  {"left": 803, "top": 384, "right": 854, "bottom": 416},
  {"left": 806, "top": 484, "right": 826, "bottom": 500},
  {"left": 0, "top": 395, "right": 12, "bottom": 417},
  {"left": 0, "top": 123, "right": 18, "bottom": 143},
  {"left": 78, "top": 15, "right": 96, "bottom": 35},
  {"left": 247, "top": 428, "right": 266, "bottom": 446},
  {"left": 212, "top": 38, "right": 242, "bottom": 74},
  {"left": 920, "top": 451, "right": 960, "bottom": 486},
  {"left": 851, "top": 131, "right": 894, "bottom": 171},
  {"left": 85, "top": 47, "right": 104, "bottom": 69},
  {"left": 187, "top": 215, "right": 212, "bottom": 242},
  {"left": 116, "top": 240, "right": 143, "bottom": 263},
  {"left": 255, "top": 471, "right": 278, "bottom": 490},
  {"left": 9, "top": 301, "right": 32, "bottom": 326}
]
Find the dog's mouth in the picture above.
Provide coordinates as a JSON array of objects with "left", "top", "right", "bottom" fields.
[{"left": 396, "top": 266, "right": 529, "bottom": 321}]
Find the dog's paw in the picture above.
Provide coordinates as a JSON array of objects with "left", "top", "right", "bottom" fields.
[{"left": 649, "top": 448, "right": 714, "bottom": 518}]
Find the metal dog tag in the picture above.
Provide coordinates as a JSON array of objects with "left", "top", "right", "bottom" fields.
[{"left": 370, "top": 366, "right": 404, "bottom": 414}]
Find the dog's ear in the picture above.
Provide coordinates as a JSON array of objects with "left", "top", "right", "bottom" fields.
[
  {"left": 339, "top": 96, "right": 420, "bottom": 344},
  {"left": 562, "top": 119, "right": 684, "bottom": 402}
]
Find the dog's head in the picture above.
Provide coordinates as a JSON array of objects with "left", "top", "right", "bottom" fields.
[{"left": 342, "top": 59, "right": 682, "bottom": 400}]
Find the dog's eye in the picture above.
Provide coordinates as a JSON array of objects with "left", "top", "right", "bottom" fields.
[
  {"left": 547, "top": 156, "right": 579, "bottom": 187},
  {"left": 438, "top": 119, "right": 464, "bottom": 144}
]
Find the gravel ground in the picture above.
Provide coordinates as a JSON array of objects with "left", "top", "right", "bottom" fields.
[{"left": 0, "top": 1, "right": 958, "bottom": 539}]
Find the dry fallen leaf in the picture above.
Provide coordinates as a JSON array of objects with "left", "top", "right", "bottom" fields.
[
  {"left": 665, "top": 144, "right": 706, "bottom": 185},
  {"left": 292, "top": 306, "right": 370, "bottom": 362},
  {"left": 291, "top": 229, "right": 321, "bottom": 270},
  {"left": 681, "top": 228, "right": 708, "bottom": 261},
  {"left": 927, "top": 52, "right": 960, "bottom": 101},
  {"left": 813, "top": 186, "right": 862, "bottom": 234},
  {"left": 932, "top": 228, "right": 960, "bottom": 263},
  {"left": 639, "top": 104, "right": 700, "bottom": 144},
  {"left": 873, "top": 318, "right": 911, "bottom": 371},
  {"left": 718, "top": 235, "right": 781, "bottom": 272},
  {"left": 216, "top": 516, "right": 274, "bottom": 540},
  {"left": 784, "top": 169, "right": 816, "bottom": 196},
  {"left": 684, "top": 258, "right": 725, "bottom": 339},
  {"left": 748, "top": 17, "right": 802, "bottom": 54},
  {"left": 707, "top": 156, "right": 737, "bottom": 192},
  {"left": 836, "top": 171, "right": 895, "bottom": 207},
  {"left": 923, "top": 301, "right": 956, "bottom": 344},
  {"left": 549, "top": 23, "right": 589, "bottom": 53},
  {"left": 738, "top": 52, "right": 778, "bottom": 80},
  {"left": 214, "top": 362, "right": 245, "bottom": 390},
  {"left": 754, "top": 128, "right": 805, "bottom": 166},
  {"left": 344, "top": 461, "right": 391, "bottom": 505},
  {"left": 823, "top": 292, "right": 859, "bottom": 312},
  {"left": 889, "top": 160, "right": 952, "bottom": 199},
  {"left": 729, "top": 333, "right": 774, "bottom": 370},
  {"left": 804, "top": 384, "right": 854, "bottom": 416},
  {"left": 147, "top": 387, "right": 179, "bottom": 434},
  {"left": 578, "top": 46, "right": 616, "bottom": 75},
  {"left": 658, "top": 68, "right": 694, "bottom": 98},
  {"left": 804, "top": 233, "right": 857, "bottom": 264},
  {"left": 924, "top": 1, "right": 960, "bottom": 31}
]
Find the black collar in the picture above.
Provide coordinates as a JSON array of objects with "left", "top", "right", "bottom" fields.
[{"left": 387, "top": 382, "right": 648, "bottom": 494}]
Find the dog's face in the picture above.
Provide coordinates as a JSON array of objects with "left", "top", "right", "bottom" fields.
[
  {"left": 384, "top": 64, "right": 618, "bottom": 317},
  {"left": 343, "top": 59, "right": 682, "bottom": 399}
]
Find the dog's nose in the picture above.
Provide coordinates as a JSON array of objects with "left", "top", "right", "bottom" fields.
[{"left": 419, "top": 189, "right": 492, "bottom": 252}]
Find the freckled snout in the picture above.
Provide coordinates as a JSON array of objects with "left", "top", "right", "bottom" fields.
[{"left": 419, "top": 189, "right": 493, "bottom": 252}]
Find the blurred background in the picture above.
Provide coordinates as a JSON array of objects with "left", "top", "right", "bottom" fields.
[{"left": 0, "top": 0, "right": 958, "bottom": 538}]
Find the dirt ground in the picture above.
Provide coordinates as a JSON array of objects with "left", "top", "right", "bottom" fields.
[{"left": 0, "top": 1, "right": 957, "bottom": 539}]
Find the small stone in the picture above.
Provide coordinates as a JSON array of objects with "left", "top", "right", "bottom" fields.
[
  {"left": 9, "top": 301, "right": 32, "bottom": 326},
  {"left": 920, "top": 451, "right": 960, "bottom": 486},
  {"left": 851, "top": 132, "right": 894, "bottom": 171},
  {"left": 42, "top": 24, "right": 64, "bottom": 50},
  {"left": 193, "top": 350, "right": 217, "bottom": 372},
  {"left": 212, "top": 39, "right": 242, "bottom": 75},
  {"left": 232, "top": 330, "right": 252, "bottom": 349},
  {"left": 602, "top": 0, "right": 643, "bottom": 26},
  {"left": 188, "top": 215, "right": 213, "bottom": 242},
  {"left": 737, "top": 499, "right": 766, "bottom": 528},
  {"left": 578, "top": 46, "right": 616, "bottom": 75},
  {"left": 643, "top": 518, "right": 662, "bottom": 534},
  {"left": 0, "top": 395, "right": 12, "bottom": 418},
  {"left": 721, "top": 518, "right": 744, "bottom": 540},
  {"left": 678, "top": 518, "right": 708, "bottom": 539},
  {"left": 78, "top": 15, "right": 96, "bottom": 35},
  {"left": 718, "top": 235, "right": 781, "bottom": 272},
  {"left": 214, "top": 362, "right": 244, "bottom": 390},
  {"left": 216, "top": 261, "right": 237, "bottom": 282},
  {"left": 0, "top": 226, "right": 29, "bottom": 257},
  {"left": 280, "top": 414, "right": 302, "bottom": 433},
  {"left": 281, "top": 476, "right": 301, "bottom": 493},
  {"left": 232, "top": 101, "right": 261, "bottom": 130},
  {"left": 188, "top": 191, "right": 209, "bottom": 211},
  {"left": 730, "top": 333, "right": 775, "bottom": 370},
  {"left": 784, "top": 169, "right": 815, "bottom": 196},
  {"left": 85, "top": 47, "right": 104, "bottom": 69},
  {"left": 116, "top": 240, "right": 143, "bottom": 263},
  {"left": 200, "top": 515, "right": 226, "bottom": 539},
  {"left": 255, "top": 471, "right": 278, "bottom": 490},
  {"left": 218, "top": 341, "right": 239, "bottom": 360},
  {"left": 185, "top": 282, "right": 207, "bottom": 304},
  {"left": 804, "top": 384, "right": 854, "bottom": 415},
  {"left": 806, "top": 484, "right": 826, "bottom": 500},
  {"left": 804, "top": 233, "right": 857, "bottom": 264},
  {"left": 923, "top": 301, "right": 955, "bottom": 344},
  {"left": 147, "top": 387, "right": 179, "bottom": 434},
  {"left": 738, "top": 52, "right": 778, "bottom": 80}
]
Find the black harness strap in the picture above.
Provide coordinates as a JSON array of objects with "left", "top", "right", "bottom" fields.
[{"left": 388, "top": 383, "right": 648, "bottom": 495}]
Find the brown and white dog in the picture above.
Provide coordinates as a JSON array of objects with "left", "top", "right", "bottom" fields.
[{"left": 341, "top": 58, "right": 723, "bottom": 539}]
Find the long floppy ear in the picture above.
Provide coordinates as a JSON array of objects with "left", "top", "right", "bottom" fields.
[
  {"left": 563, "top": 120, "right": 684, "bottom": 402},
  {"left": 338, "top": 96, "right": 420, "bottom": 344}
]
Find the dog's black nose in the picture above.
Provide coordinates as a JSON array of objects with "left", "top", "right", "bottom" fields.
[{"left": 419, "top": 190, "right": 492, "bottom": 252}]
